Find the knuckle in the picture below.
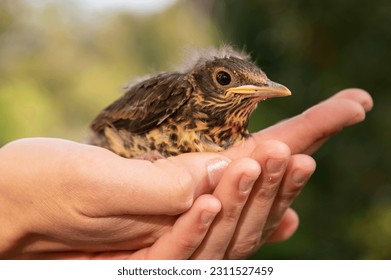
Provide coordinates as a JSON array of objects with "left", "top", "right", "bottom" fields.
[
  {"left": 228, "top": 237, "right": 261, "bottom": 259},
  {"left": 265, "top": 173, "right": 283, "bottom": 185},
  {"left": 168, "top": 167, "right": 195, "bottom": 214},
  {"left": 223, "top": 204, "right": 245, "bottom": 223},
  {"left": 278, "top": 190, "right": 298, "bottom": 203},
  {"left": 262, "top": 221, "right": 280, "bottom": 238},
  {"left": 176, "top": 237, "right": 199, "bottom": 254},
  {"left": 255, "top": 184, "right": 279, "bottom": 201}
]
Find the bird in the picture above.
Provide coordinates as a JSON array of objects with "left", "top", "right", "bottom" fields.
[{"left": 88, "top": 46, "right": 291, "bottom": 159}]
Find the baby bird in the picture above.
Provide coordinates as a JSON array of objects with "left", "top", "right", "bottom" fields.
[{"left": 88, "top": 46, "right": 291, "bottom": 159}]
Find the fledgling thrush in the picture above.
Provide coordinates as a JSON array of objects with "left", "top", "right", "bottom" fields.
[{"left": 88, "top": 46, "right": 291, "bottom": 159}]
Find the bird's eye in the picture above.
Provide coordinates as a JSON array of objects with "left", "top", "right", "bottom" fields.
[{"left": 216, "top": 71, "right": 231, "bottom": 86}]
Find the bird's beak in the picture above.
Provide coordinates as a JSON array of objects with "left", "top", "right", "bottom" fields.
[{"left": 226, "top": 80, "right": 291, "bottom": 100}]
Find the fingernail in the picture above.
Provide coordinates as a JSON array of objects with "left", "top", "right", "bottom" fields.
[
  {"left": 239, "top": 175, "right": 256, "bottom": 194},
  {"left": 207, "top": 158, "right": 230, "bottom": 187},
  {"left": 201, "top": 210, "right": 217, "bottom": 226},
  {"left": 266, "top": 159, "right": 286, "bottom": 174}
]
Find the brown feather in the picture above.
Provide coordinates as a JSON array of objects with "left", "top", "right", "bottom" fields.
[{"left": 90, "top": 72, "right": 192, "bottom": 134}]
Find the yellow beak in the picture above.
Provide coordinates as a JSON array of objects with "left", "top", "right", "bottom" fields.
[{"left": 225, "top": 80, "right": 291, "bottom": 100}]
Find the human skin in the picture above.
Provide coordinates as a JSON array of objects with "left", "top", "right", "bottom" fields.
[
  {"left": 217, "top": 88, "right": 373, "bottom": 259},
  {"left": 0, "top": 88, "right": 372, "bottom": 259}
]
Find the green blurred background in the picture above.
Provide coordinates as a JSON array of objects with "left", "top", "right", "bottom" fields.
[{"left": 0, "top": 0, "right": 390, "bottom": 259}]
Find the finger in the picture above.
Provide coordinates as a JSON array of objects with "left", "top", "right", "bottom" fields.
[
  {"left": 17, "top": 195, "right": 220, "bottom": 260},
  {"left": 225, "top": 140, "right": 291, "bottom": 259},
  {"left": 63, "top": 143, "right": 230, "bottom": 216},
  {"left": 222, "top": 88, "right": 372, "bottom": 159},
  {"left": 130, "top": 195, "right": 221, "bottom": 260},
  {"left": 265, "top": 208, "right": 300, "bottom": 243},
  {"left": 255, "top": 88, "right": 372, "bottom": 154},
  {"left": 192, "top": 158, "right": 261, "bottom": 259},
  {"left": 332, "top": 88, "right": 374, "bottom": 112},
  {"left": 260, "top": 154, "right": 316, "bottom": 243}
]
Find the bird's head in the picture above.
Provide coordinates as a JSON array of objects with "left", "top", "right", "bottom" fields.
[
  {"left": 188, "top": 47, "right": 290, "bottom": 108},
  {"left": 184, "top": 47, "right": 291, "bottom": 139}
]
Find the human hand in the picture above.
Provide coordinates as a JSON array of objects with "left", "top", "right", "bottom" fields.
[
  {"left": 0, "top": 137, "right": 305, "bottom": 260},
  {"left": 198, "top": 88, "right": 373, "bottom": 259},
  {"left": 119, "top": 89, "right": 373, "bottom": 259},
  {"left": 81, "top": 88, "right": 374, "bottom": 259},
  {"left": 0, "top": 88, "right": 372, "bottom": 260},
  {"left": 0, "top": 138, "right": 231, "bottom": 259}
]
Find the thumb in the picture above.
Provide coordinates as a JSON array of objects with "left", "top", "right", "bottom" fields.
[{"left": 65, "top": 143, "right": 230, "bottom": 216}]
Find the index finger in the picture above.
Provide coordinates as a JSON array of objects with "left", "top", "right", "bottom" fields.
[{"left": 223, "top": 88, "right": 373, "bottom": 158}]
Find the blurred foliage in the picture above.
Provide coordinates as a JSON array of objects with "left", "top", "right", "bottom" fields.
[
  {"left": 0, "top": 0, "right": 217, "bottom": 142},
  {"left": 0, "top": 0, "right": 390, "bottom": 259}
]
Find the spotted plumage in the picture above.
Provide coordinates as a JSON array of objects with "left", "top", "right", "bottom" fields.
[{"left": 88, "top": 46, "right": 291, "bottom": 158}]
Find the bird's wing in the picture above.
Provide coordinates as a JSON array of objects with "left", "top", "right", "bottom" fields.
[{"left": 90, "top": 72, "right": 193, "bottom": 134}]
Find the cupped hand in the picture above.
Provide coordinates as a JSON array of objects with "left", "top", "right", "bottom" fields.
[
  {"left": 204, "top": 88, "right": 373, "bottom": 259},
  {"left": 0, "top": 138, "right": 301, "bottom": 260},
  {"left": 0, "top": 88, "right": 373, "bottom": 259},
  {"left": 128, "top": 89, "right": 373, "bottom": 259},
  {"left": 0, "top": 138, "right": 230, "bottom": 259}
]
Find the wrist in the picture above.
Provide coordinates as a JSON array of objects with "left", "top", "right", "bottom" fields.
[
  {"left": 0, "top": 196, "right": 32, "bottom": 259},
  {"left": 0, "top": 141, "right": 36, "bottom": 258}
]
